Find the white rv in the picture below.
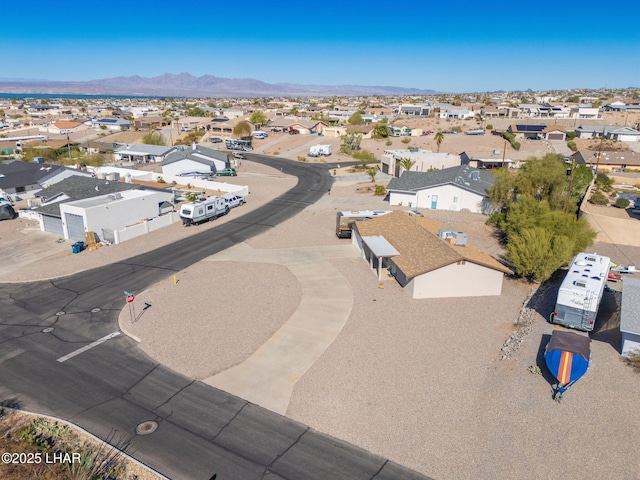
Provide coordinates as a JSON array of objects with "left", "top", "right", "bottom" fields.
[
  {"left": 551, "top": 252, "right": 611, "bottom": 331},
  {"left": 179, "top": 196, "right": 230, "bottom": 226},
  {"left": 309, "top": 144, "right": 332, "bottom": 157}
]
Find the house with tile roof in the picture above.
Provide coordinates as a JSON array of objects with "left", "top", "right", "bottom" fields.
[
  {"left": 352, "top": 211, "right": 512, "bottom": 298},
  {"left": 386, "top": 165, "right": 495, "bottom": 213}
]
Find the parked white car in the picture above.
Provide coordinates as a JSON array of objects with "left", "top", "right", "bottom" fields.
[{"left": 225, "top": 195, "right": 246, "bottom": 208}]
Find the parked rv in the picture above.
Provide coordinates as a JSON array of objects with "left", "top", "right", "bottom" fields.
[
  {"left": 464, "top": 129, "right": 485, "bottom": 135},
  {"left": 335, "top": 210, "right": 392, "bottom": 238},
  {"left": 550, "top": 252, "right": 611, "bottom": 331},
  {"left": 308, "top": 144, "right": 332, "bottom": 157},
  {"left": 226, "top": 138, "right": 253, "bottom": 151},
  {"left": 179, "top": 196, "right": 230, "bottom": 226}
]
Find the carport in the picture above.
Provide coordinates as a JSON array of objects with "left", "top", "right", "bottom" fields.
[{"left": 361, "top": 235, "right": 400, "bottom": 281}]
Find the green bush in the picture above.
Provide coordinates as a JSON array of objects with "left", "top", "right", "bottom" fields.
[
  {"left": 614, "top": 197, "right": 630, "bottom": 208},
  {"left": 486, "top": 124, "right": 493, "bottom": 130},
  {"left": 567, "top": 140, "right": 577, "bottom": 151},
  {"left": 352, "top": 149, "right": 376, "bottom": 162},
  {"left": 589, "top": 190, "right": 609, "bottom": 205},
  {"left": 596, "top": 172, "right": 613, "bottom": 188},
  {"left": 374, "top": 184, "right": 387, "bottom": 196},
  {"left": 566, "top": 131, "right": 577, "bottom": 140},
  {"left": 385, "top": 139, "right": 392, "bottom": 146},
  {"left": 297, "top": 156, "right": 307, "bottom": 162},
  {"left": 401, "top": 137, "right": 411, "bottom": 144}
]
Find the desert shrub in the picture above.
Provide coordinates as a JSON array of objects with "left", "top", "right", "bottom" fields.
[
  {"left": 352, "top": 149, "right": 376, "bottom": 162},
  {"left": 624, "top": 349, "right": 640, "bottom": 373},
  {"left": 614, "top": 197, "right": 630, "bottom": 208},
  {"left": 156, "top": 176, "right": 166, "bottom": 184},
  {"left": 385, "top": 139, "right": 392, "bottom": 146},
  {"left": 401, "top": 137, "right": 411, "bottom": 144},
  {"left": 374, "top": 184, "right": 387, "bottom": 196},
  {"left": 486, "top": 124, "right": 493, "bottom": 130},
  {"left": 567, "top": 140, "right": 578, "bottom": 151},
  {"left": 273, "top": 150, "right": 279, "bottom": 155},
  {"left": 596, "top": 172, "right": 613, "bottom": 190},
  {"left": 589, "top": 190, "right": 609, "bottom": 205},
  {"left": 297, "top": 156, "right": 306, "bottom": 162}
]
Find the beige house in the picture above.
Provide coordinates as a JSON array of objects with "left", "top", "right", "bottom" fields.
[{"left": 352, "top": 211, "right": 512, "bottom": 299}]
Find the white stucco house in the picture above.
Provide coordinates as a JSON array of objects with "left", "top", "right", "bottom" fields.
[
  {"left": 386, "top": 165, "right": 495, "bottom": 214},
  {"left": 161, "top": 144, "right": 229, "bottom": 177},
  {"left": 114, "top": 144, "right": 178, "bottom": 163},
  {"left": 380, "top": 149, "right": 461, "bottom": 176},
  {"left": 351, "top": 211, "right": 512, "bottom": 299}
]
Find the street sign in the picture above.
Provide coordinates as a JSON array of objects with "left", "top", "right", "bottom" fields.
[{"left": 126, "top": 294, "right": 135, "bottom": 303}]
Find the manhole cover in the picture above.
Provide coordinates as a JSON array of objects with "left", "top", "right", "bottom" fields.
[
  {"left": 42, "top": 327, "right": 54, "bottom": 333},
  {"left": 55, "top": 311, "right": 65, "bottom": 316},
  {"left": 135, "top": 421, "right": 158, "bottom": 436},
  {"left": 90, "top": 308, "right": 101, "bottom": 313}
]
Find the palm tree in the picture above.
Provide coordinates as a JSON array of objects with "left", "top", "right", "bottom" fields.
[
  {"left": 397, "top": 157, "right": 416, "bottom": 173},
  {"left": 366, "top": 166, "right": 378, "bottom": 183},
  {"left": 435, "top": 131, "right": 444, "bottom": 152}
]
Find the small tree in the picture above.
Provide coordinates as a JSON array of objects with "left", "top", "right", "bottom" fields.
[
  {"left": 614, "top": 197, "right": 630, "bottom": 209},
  {"left": 397, "top": 157, "right": 416, "bottom": 172},
  {"left": 366, "top": 167, "right": 378, "bottom": 182},
  {"left": 249, "top": 111, "right": 267, "bottom": 129},
  {"left": 233, "top": 120, "right": 253, "bottom": 139},
  {"left": 373, "top": 124, "right": 389, "bottom": 138},
  {"left": 434, "top": 131, "right": 444, "bottom": 152},
  {"left": 340, "top": 130, "right": 362, "bottom": 154},
  {"left": 142, "top": 132, "right": 166, "bottom": 145},
  {"left": 349, "top": 111, "right": 365, "bottom": 125}
]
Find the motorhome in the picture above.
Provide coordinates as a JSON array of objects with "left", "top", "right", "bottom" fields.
[
  {"left": 551, "top": 252, "right": 611, "bottom": 331},
  {"left": 226, "top": 138, "right": 253, "bottom": 151},
  {"left": 179, "top": 196, "right": 230, "bottom": 226},
  {"left": 335, "top": 210, "right": 392, "bottom": 238}
]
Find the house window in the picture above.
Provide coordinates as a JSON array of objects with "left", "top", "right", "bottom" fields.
[{"left": 453, "top": 196, "right": 458, "bottom": 203}]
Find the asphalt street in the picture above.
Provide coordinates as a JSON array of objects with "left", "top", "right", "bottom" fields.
[{"left": 0, "top": 154, "right": 431, "bottom": 480}]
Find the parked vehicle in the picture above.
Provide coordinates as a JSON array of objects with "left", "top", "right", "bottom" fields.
[
  {"left": 336, "top": 210, "right": 392, "bottom": 238},
  {"left": 545, "top": 330, "right": 591, "bottom": 401},
  {"left": 224, "top": 194, "right": 246, "bottom": 208},
  {"left": 289, "top": 129, "right": 300, "bottom": 135},
  {"left": 270, "top": 127, "right": 282, "bottom": 132},
  {"left": 210, "top": 137, "right": 223, "bottom": 143},
  {"left": 550, "top": 252, "right": 611, "bottom": 331},
  {"left": 308, "top": 144, "right": 332, "bottom": 157},
  {"left": 232, "top": 151, "right": 246, "bottom": 159},
  {"left": 179, "top": 196, "right": 229, "bottom": 226},
  {"left": 226, "top": 138, "right": 253, "bottom": 151},
  {"left": 464, "top": 129, "right": 485, "bottom": 135},
  {"left": 252, "top": 131, "right": 268, "bottom": 139},
  {"left": 217, "top": 168, "right": 238, "bottom": 176}
]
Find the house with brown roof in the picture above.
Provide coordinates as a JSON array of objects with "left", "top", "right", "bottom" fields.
[{"left": 352, "top": 211, "right": 512, "bottom": 299}]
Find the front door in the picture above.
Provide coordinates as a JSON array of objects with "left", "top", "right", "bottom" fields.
[{"left": 431, "top": 195, "right": 438, "bottom": 209}]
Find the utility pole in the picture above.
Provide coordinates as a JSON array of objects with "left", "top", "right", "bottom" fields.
[
  {"left": 594, "top": 133, "right": 604, "bottom": 176},
  {"left": 564, "top": 157, "right": 576, "bottom": 215},
  {"left": 67, "top": 134, "right": 71, "bottom": 159},
  {"left": 501, "top": 137, "right": 507, "bottom": 168}
]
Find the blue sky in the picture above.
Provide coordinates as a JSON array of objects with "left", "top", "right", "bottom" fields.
[{"left": 2, "top": 0, "right": 639, "bottom": 93}]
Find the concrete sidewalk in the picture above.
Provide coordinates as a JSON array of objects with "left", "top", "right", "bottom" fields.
[{"left": 203, "top": 243, "right": 359, "bottom": 414}]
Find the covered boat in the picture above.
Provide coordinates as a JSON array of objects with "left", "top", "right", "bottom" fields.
[{"left": 544, "top": 330, "right": 591, "bottom": 401}]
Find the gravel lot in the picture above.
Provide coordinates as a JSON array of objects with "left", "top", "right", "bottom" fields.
[{"left": 3, "top": 158, "right": 640, "bottom": 480}]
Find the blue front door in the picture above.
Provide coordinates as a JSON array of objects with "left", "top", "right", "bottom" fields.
[{"left": 431, "top": 195, "right": 438, "bottom": 209}]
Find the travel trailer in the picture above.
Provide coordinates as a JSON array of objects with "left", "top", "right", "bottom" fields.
[
  {"left": 179, "top": 196, "right": 230, "bottom": 226},
  {"left": 551, "top": 252, "right": 611, "bottom": 331}
]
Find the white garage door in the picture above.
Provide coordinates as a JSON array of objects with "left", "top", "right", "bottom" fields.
[
  {"left": 42, "top": 215, "right": 64, "bottom": 236},
  {"left": 65, "top": 213, "right": 85, "bottom": 241}
]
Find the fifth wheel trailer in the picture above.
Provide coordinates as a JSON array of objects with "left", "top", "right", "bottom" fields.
[{"left": 551, "top": 252, "right": 611, "bottom": 331}]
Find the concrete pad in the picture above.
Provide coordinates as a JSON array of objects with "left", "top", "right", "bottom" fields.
[{"left": 203, "top": 243, "right": 358, "bottom": 414}]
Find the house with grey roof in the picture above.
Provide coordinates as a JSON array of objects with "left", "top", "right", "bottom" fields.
[
  {"left": 574, "top": 125, "right": 640, "bottom": 142},
  {"left": 89, "top": 117, "right": 131, "bottom": 131},
  {"left": 34, "top": 176, "right": 172, "bottom": 242},
  {"left": 572, "top": 150, "right": 640, "bottom": 171},
  {"left": 114, "top": 144, "right": 177, "bottom": 163},
  {"left": 352, "top": 211, "right": 512, "bottom": 299},
  {"left": 161, "top": 144, "right": 230, "bottom": 177},
  {"left": 0, "top": 160, "right": 91, "bottom": 201},
  {"left": 386, "top": 165, "right": 495, "bottom": 214}
]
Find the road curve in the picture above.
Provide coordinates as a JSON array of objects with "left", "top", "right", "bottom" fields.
[{"left": 0, "top": 155, "right": 431, "bottom": 480}]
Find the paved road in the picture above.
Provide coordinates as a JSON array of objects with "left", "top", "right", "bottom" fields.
[{"left": 0, "top": 154, "right": 431, "bottom": 480}]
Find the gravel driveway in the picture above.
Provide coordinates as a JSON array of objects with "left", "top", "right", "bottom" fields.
[{"left": 3, "top": 161, "right": 640, "bottom": 480}]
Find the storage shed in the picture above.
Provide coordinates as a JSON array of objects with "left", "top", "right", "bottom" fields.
[{"left": 621, "top": 276, "right": 640, "bottom": 356}]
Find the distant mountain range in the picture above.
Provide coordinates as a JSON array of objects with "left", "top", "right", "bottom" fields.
[{"left": 0, "top": 73, "right": 437, "bottom": 97}]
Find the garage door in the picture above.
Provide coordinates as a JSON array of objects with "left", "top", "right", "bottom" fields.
[
  {"left": 547, "top": 133, "right": 564, "bottom": 140},
  {"left": 42, "top": 214, "right": 64, "bottom": 236},
  {"left": 65, "top": 213, "right": 85, "bottom": 241}
]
